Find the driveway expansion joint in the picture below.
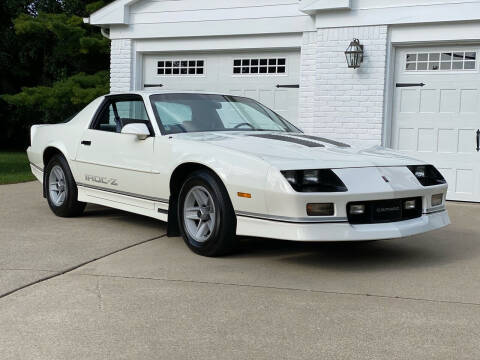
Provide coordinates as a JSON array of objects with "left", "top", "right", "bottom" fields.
[
  {"left": 0, "top": 233, "right": 167, "bottom": 301},
  {"left": 0, "top": 268, "right": 56, "bottom": 272},
  {"left": 76, "top": 272, "right": 480, "bottom": 308}
]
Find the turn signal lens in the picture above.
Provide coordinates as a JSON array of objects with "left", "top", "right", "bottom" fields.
[
  {"left": 404, "top": 199, "right": 417, "bottom": 210},
  {"left": 349, "top": 204, "right": 365, "bottom": 215},
  {"left": 432, "top": 194, "right": 443, "bottom": 207},
  {"left": 306, "top": 203, "right": 334, "bottom": 216}
]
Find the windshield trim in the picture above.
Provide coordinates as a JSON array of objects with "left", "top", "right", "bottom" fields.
[{"left": 149, "top": 93, "right": 302, "bottom": 136}]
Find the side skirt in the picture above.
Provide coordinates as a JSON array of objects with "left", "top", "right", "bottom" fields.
[{"left": 77, "top": 184, "right": 168, "bottom": 222}]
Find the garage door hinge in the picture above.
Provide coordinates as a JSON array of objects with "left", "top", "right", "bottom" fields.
[
  {"left": 396, "top": 83, "right": 426, "bottom": 88},
  {"left": 276, "top": 84, "right": 300, "bottom": 89},
  {"left": 144, "top": 84, "right": 164, "bottom": 88}
]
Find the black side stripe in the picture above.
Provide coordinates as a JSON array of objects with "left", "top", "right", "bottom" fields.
[
  {"left": 29, "top": 162, "right": 44, "bottom": 172},
  {"left": 77, "top": 183, "right": 169, "bottom": 204},
  {"left": 293, "top": 134, "right": 351, "bottom": 148},
  {"left": 248, "top": 134, "right": 324, "bottom": 148}
]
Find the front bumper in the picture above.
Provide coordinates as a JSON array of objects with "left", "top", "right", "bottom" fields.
[{"left": 235, "top": 209, "right": 450, "bottom": 241}]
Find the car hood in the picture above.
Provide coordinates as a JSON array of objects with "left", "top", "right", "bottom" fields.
[{"left": 172, "top": 131, "right": 424, "bottom": 169}]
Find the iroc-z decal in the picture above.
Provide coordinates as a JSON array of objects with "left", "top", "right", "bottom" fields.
[{"left": 85, "top": 175, "right": 118, "bottom": 186}]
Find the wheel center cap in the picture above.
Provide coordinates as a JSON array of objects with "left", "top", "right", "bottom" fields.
[{"left": 198, "top": 208, "right": 210, "bottom": 221}]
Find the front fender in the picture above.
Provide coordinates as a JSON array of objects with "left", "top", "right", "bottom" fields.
[{"left": 167, "top": 139, "right": 273, "bottom": 215}]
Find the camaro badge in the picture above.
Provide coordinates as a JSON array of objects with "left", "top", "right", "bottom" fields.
[{"left": 382, "top": 176, "right": 390, "bottom": 183}]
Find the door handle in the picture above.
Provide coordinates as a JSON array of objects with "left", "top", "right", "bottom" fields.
[
  {"left": 81, "top": 140, "right": 91, "bottom": 146},
  {"left": 476, "top": 129, "right": 480, "bottom": 152}
]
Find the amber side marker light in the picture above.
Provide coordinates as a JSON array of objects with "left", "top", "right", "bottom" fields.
[{"left": 238, "top": 192, "right": 252, "bottom": 199}]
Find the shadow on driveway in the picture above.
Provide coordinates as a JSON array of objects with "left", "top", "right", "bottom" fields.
[{"left": 235, "top": 233, "right": 479, "bottom": 272}]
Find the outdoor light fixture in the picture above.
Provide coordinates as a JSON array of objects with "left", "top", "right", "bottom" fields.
[{"left": 344, "top": 38, "right": 364, "bottom": 69}]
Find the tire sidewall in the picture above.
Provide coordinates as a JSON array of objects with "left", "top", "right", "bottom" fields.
[
  {"left": 45, "top": 155, "right": 81, "bottom": 217},
  {"left": 178, "top": 171, "right": 236, "bottom": 256}
]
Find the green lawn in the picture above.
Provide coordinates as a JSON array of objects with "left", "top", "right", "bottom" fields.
[{"left": 0, "top": 152, "right": 36, "bottom": 185}]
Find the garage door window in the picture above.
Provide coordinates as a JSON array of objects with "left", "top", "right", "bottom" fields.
[
  {"left": 405, "top": 51, "right": 476, "bottom": 71},
  {"left": 233, "top": 58, "right": 286, "bottom": 75},
  {"left": 157, "top": 60, "right": 205, "bottom": 75}
]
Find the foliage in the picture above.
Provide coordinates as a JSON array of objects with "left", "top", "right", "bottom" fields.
[
  {"left": 0, "top": 0, "right": 112, "bottom": 149},
  {"left": 0, "top": 152, "right": 35, "bottom": 184},
  {"left": 2, "top": 71, "right": 109, "bottom": 142}
]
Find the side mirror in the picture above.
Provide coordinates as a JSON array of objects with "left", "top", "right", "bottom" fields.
[{"left": 121, "top": 123, "right": 151, "bottom": 140}]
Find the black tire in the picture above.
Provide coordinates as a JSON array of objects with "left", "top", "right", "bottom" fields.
[
  {"left": 178, "top": 170, "right": 237, "bottom": 257},
  {"left": 45, "top": 154, "right": 86, "bottom": 217}
]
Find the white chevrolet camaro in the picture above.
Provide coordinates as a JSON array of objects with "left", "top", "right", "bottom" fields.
[{"left": 27, "top": 92, "right": 450, "bottom": 256}]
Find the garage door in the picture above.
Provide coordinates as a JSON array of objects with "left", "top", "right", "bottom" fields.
[
  {"left": 143, "top": 50, "right": 300, "bottom": 124},
  {"left": 392, "top": 45, "right": 480, "bottom": 202}
]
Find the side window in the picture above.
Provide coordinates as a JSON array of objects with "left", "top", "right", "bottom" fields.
[
  {"left": 93, "top": 99, "right": 150, "bottom": 133},
  {"left": 94, "top": 103, "right": 118, "bottom": 132}
]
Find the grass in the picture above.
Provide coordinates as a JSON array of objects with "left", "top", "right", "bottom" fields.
[{"left": 0, "top": 152, "right": 36, "bottom": 185}]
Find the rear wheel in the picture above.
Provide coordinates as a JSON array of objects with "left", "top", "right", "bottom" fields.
[
  {"left": 178, "top": 170, "right": 237, "bottom": 257},
  {"left": 45, "top": 155, "right": 86, "bottom": 217}
]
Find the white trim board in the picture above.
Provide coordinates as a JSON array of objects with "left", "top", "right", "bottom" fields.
[
  {"left": 134, "top": 34, "right": 303, "bottom": 53},
  {"left": 314, "top": 2, "right": 480, "bottom": 28},
  {"left": 391, "top": 21, "right": 480, "bottom": 44},
  {"left": 109, "top": 16, "right": 314, "bottom": 39}
]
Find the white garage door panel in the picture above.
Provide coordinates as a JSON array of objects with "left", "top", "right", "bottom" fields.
[
  {"left": 143, "top": 50, "right": 300, "bottom": 124},
  {"left": 392, "top": 46, "right": 480, "bottom": 202}
]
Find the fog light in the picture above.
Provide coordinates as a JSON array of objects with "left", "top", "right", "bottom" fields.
[
  {"left": 307, "top": 203, "right": 334, "bottom": 216},
  {"left": 349, "top": 204, "right": 365, "bottom": 215},
  {"left": 404, "top": 199, "right": 416, "bottom": 210},
  {"left": 432, "top": 194, "right": 443, "bottom": 207}
]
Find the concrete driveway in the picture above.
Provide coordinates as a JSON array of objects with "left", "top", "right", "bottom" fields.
[{"left": 1, "top": 182, "right": 479, "bottom": 359}]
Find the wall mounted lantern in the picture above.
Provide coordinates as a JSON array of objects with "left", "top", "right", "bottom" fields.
[{"left": 344, "top": 38, "right": 364, "bottom": 69}]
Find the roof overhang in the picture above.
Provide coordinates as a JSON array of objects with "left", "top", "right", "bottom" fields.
[
  {"left": 84, "top": 0, "right": 352, "bottom": 29},
  {"left": 84, "top": 0, "right": 140, "bottom": 26},
  {"left": 299, "top": 0, "right": 351, "bottom": 14}
]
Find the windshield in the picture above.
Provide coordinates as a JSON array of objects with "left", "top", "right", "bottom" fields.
[{"left": 149, "top": 93, "right": 300, "bottom": 135}]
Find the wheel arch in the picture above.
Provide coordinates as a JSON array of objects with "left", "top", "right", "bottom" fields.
[{"left": 167, "top": 162, "right": 235, "bottom": 237}]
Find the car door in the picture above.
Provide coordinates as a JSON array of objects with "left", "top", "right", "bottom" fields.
[{"left": 74, "top": 95, "right": 157, "bottom": 207}]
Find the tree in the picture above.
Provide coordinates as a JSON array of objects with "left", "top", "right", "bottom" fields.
[{"left": 0, "top": 0, "right": 112, "bottom": 149}]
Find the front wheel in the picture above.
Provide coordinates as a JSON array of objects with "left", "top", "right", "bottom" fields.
[
  {"left": 178, "top": 170, "right": 237, "bottom": 257},
  {"left": 45, "top": 155, "right": 86, "bottom": 217}
]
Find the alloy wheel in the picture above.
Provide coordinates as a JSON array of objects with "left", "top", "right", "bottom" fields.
[{"left": 183, "top": 185, "right": 216, "bottom": 243}]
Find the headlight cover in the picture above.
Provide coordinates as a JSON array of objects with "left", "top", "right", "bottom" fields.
[
  {"left": 281, "top": 169, "right": 347, "bottom": 192},
  {"left": 408, "top": 165, "right": 446, "bottom": 186}
]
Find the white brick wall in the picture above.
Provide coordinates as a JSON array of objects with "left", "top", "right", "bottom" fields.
[
  {"left": 298, "top": 31, "right": 317, "bottom": 132},
  {"left": 110, "top": 39, "right": 133, "bottom": 92},
  {"left": 298, "top": 26, "right": 388, "bottom": 147}
]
